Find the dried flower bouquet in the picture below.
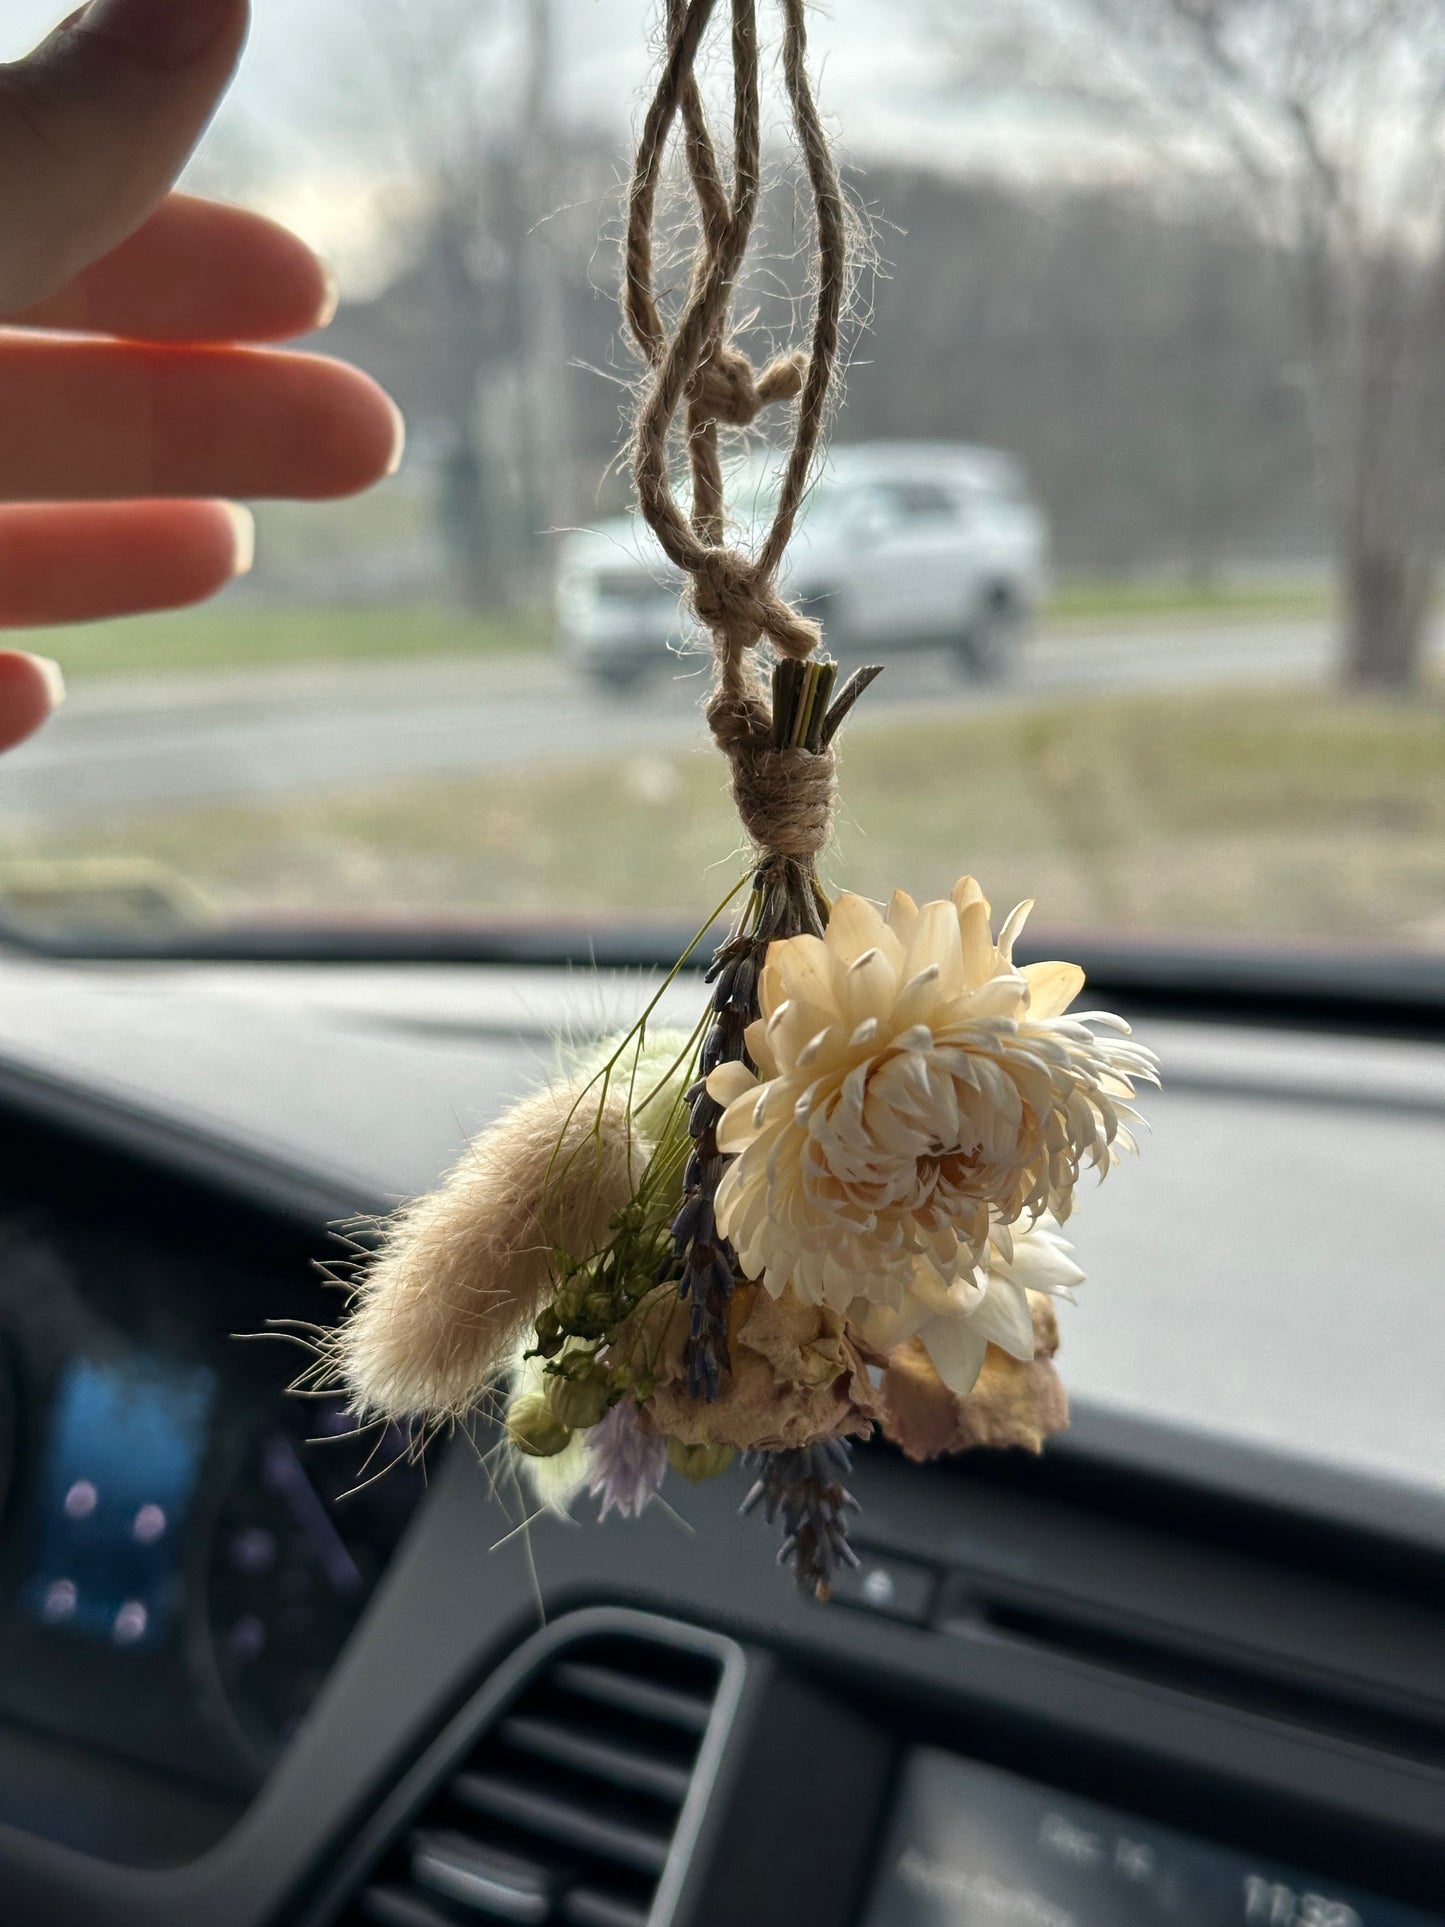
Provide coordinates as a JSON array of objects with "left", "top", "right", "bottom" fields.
[{"left": 320, "top": 0, "right": 1157, "bottom": 1596}]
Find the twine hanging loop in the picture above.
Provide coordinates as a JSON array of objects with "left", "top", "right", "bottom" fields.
[{"left": 623, "top": 0, "right": 866, "bottom": 865}]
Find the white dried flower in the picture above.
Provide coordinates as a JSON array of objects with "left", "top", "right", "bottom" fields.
[
  {"left": 849, "top": 1211, "right": 1084, "bottom": 1397},
  {"left": 707, "top": 878, "right": 1154, "bottom": 1395}
]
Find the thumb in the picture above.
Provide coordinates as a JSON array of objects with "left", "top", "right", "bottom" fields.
[{"left": 0, "top": 0, "right": 249, "bottom": 316}]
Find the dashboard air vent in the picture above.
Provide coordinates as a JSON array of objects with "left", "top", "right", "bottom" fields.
[{"left": 342, "top": 1631, "right": 726, "bottom": 1927}]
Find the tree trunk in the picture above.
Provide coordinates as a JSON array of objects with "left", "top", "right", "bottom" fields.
[
  {"left": 1341, "top": 542, "right": 1433, "bottom": 692},
  {"left": 437, "top": 435, "right": 507, "bottom": 612}
]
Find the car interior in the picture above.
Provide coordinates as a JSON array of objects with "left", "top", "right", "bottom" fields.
[
  {"left": 0, "top": 941, "right": 1439, "bottom": 1927},
  {"left": 1, "top": 0, "right": 1443, "bottom": 1923}
]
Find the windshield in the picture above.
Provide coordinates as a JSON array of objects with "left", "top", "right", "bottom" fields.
[{"left": 0, "top": 0, "right": 1441, "bottom": 973}]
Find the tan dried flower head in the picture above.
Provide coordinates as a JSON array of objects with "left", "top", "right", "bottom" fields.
[
  {"left": 630, "top": 1283, "right": 881, "bottom": 1454},
  {"left": 881, "top": 1294, "right": 1069, "bottom": 1463},
  {"left": 707, "top": 878, "right": 1155, "bottom": 1392}
]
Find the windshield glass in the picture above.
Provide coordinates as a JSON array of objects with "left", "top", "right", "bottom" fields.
[{"left": 0, "top": 0, "right": 1441, "bottom": 967}]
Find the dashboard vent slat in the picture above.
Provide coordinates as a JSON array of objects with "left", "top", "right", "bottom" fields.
[
  {"left": 560, "top": 1891, "right": 651, "bottom": 1927},
  {"left": 958, "top": 1589, "right": 1445, "bottom": 1769},
  {"left": 498, "top": 1715, "right": 694, "bottom": 1804},
  {"left": 330, "top": 1627, "right": 727, "bottom": 1927},
  {"left": 450, "top": 1772, "right": 672, "bottom": 1875},
  {"left": 409, "top": 1830, "right": 552, "bottom": 1921},
  {"left": 546, "top": 1661, "right": 713, "bottom": 1734},
  {"left": 356, "top": 1886, "right": 456, "bottom": 1927}
]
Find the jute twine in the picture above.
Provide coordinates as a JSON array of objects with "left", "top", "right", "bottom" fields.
[{"left": 624, "top": 0, "right": 848, "bottom": 864}]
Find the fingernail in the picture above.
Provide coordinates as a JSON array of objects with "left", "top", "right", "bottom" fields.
[
  {"left": 222, "top": 503, "right": 255, "bottom": 577},
  {"left": 384, "top": 400, "right": 407, "bottom": 478},
  {"left": 81, "top": 0, "right": 238, "bottom": 71},
  {"left": 315, "top": 265, "right": 340, "bottom": 330},
  {"left": 33, "top": 656, "right": 67, "bottom": 711}
]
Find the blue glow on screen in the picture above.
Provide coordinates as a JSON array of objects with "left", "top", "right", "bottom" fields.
[{"left": 22, "top": 1356, "right": 215, "bottom": 1649}]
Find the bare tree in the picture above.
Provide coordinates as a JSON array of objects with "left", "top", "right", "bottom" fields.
[
  {"left": 836, "top": 164, "right": 1313, "bottom": 578},
  {"left": 947, "top": 0, "right": 1445, "bottom": 690},
  {"left": 358, "top": 0, "right": 565, "bottom": 610}
]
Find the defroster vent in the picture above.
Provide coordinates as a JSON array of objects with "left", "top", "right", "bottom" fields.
[{"left": 334, "top": 1623, "right": 731, "bottom": 1927}]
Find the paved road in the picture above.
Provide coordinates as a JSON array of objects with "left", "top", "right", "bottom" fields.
[{"left": 1, "top": 615, "right": 1435, "bottom": 829}]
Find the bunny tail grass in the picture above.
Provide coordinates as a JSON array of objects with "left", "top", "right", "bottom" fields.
[{"left": 332, "top": 1080, "right": 641, "bottom": 1424}]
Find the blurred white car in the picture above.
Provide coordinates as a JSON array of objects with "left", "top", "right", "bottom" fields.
[{"left": 555, "top": 441, "right": 1050, "bottom": 691}]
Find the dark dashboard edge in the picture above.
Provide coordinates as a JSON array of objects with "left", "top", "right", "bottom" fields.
[
  {"left": 3, "top": 927, "right": 1444, "bottom": 1040},
  {"left": 0, "top": 1052, "right": 374, "bottom": 1236},
  {"left": 1050, "top": 1402, "right": 1445, "bottom": 1565}
]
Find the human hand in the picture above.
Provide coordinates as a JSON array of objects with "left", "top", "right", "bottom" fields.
[{"left": 0, "top": 0, "right": 405, "bottom": 752}]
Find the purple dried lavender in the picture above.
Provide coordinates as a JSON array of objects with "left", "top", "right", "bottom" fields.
[
  {"left": 585, "top": 1399, "right": 668, "bottom": 1520},
  {"left": 670, "top": 936, "right": 757, "bottom": 1399},
  {"left": 741, "top": 1439, "right": 860, "bottom": 1600}
]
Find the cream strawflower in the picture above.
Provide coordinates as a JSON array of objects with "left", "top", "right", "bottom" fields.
[
  {"left": 706, "top": 878, "right": 1154, "bottom": 1389},
  {"left": 847, "top": 1211, "right": 1084, "bottom": 1395}
]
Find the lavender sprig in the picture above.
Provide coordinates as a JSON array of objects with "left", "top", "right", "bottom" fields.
[
  {"left": 669, "top": 851, "right": 824, "bottom": 1399},
  {"left": 672, "top": 934, "right": 756, "bottom": 1398},
  {"left": 741, "top": 1439, "right": 860, "bottom": 1600}
]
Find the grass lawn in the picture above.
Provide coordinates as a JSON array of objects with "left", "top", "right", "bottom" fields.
[
  {"left": 1046, "top": 578, "right": 1334, "bottom": 624},
  {"left": 12, "top": 686, "right": 1444, "bottom": 948},
  {"left": 18, "top": 603, "right": 551, "bottom": 679}
]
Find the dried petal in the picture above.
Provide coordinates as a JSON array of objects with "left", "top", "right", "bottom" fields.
[{"left": 882, "top": 1295, "right": 1068, "bottom": 1462}]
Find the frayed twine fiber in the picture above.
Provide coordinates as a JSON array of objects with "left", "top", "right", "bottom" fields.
[{"left": 335, "top": 1081, "right": 639, "bottom": 1423}]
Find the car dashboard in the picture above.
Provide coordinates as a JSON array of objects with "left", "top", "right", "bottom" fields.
[{"left": 0, "top": 953, "right": 1440, "bottom": 1926}]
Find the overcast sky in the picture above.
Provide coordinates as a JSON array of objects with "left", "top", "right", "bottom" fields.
[
  {"left": 3, "top": 2, "right": 974, "bottom": 159},
  {"left": 3, "top": 2, "right": 1105, "bottom": 282}
]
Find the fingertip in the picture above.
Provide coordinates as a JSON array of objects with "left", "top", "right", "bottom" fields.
[
  {"left": 286, "top": 359, "right": 407, "bottom": 499},
  {"left": 0, "top": 651, "right": 63, "bottom": 753},
  {"left": 167, "top": 499, "right": 255, "bottom": 594},
  {"left": 246, "top": 219, "right": 339, "bottom": 340},
  {"left": 137, "top": 197, "right": 341, "bottom": 342},
  {"left": 70, "top": 0, "right": 248, "bottom": 76}
]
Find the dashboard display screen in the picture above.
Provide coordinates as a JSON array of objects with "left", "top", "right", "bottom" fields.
[
  {"left": 21, "top": 1355, "right": 215, "bottom": 1650},
  {"left": 865, "top": 1748, "right": 1442, "bottom": 1927}
]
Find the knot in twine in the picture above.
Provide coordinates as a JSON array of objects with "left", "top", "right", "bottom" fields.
[
  {"left": 692, "top": 547, "right": 820, "bottom": 658},
  {"left": 689, "top": 345, "right": 808, "bottom": 427},
  {"left": 707, "top": 691, "right": 837, "bottom": 858}
]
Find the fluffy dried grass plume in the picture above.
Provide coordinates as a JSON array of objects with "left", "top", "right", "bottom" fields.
[{"left": 335, "top": 1079, "right": 640, "bottom": 1424}]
